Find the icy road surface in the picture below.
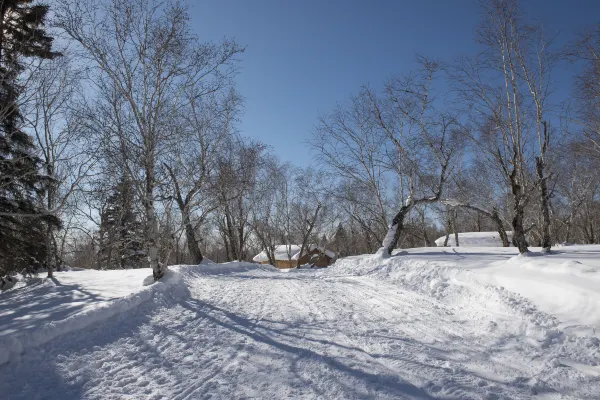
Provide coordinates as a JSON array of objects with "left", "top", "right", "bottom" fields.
[{"left": 1, "top": 247, "right": 600, "bottom": 399}]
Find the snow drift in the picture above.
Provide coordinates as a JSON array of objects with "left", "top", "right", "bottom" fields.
[{"left": 0, "top": 260, "right": 276, "bottom": 366}]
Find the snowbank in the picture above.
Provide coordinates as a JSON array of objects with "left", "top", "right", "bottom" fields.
[
  {"left": 330, "top": 246, "right": 600, "bottom": 341},
  {"left": 0, "top": 261, "right": 279, "bottom": 366},
  {"left": 434, "top": 231, "right": 513, "bottom": 247},
  {"left": 0, "top": 268, "right": 180, "bottom": 365}
]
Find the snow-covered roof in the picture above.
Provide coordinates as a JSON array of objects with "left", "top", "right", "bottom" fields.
[
  {"left": 253, "top": 244, "right": 336, "bottom": 263},
  {"left": 434, "top": 231, "right": 513, "bottom": 247}
]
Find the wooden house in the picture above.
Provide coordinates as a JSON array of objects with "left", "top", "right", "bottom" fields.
[{"left": 252, "top": 244, "right": 336, "bottom": 269}]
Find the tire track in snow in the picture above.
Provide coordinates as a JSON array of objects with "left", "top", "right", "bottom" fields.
[
  {"left": 317, "top": 277, "right": 528, "bottom": 399},
  {"left": 171, "top": 273, "right": 273, "bottom": 400},
  {"left": 277, "top": 274, "right": 527, "bottom": 399}
]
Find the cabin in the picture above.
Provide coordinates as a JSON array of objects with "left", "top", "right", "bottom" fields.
[{"left": 252, "top": 244, "right": 336, "bottom": 269}]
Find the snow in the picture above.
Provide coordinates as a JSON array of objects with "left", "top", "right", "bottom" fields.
[
  {"left": 1, "top": 246, "right": 600, "bottom": 398},
  {"left": 252, "top": 244, "right": 302, "bottom": 262},
  {"left": 252, "top": 244, "right": 335, "bottom": 262},
  {"left": 434, "top": 231, "right": 513, "bottom": 247},
  {"left": 0, "top": 268, "right": 171, "bottom": 365}
]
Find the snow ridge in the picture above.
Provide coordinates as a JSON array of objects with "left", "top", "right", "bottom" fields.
[
  {"left": 328, "top": 252, "right": 600, "bottom": 381},
  {"left": 0, "top": 270, "right": 181, "bottom": 366}
]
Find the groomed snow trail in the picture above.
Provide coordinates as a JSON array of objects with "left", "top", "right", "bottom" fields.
[{"left": 2, "top": 249, "right": 600, "bottom": 399}]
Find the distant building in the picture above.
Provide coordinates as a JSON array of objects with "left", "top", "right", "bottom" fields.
[
  {"left": 434, "top": 231, "right": 513, "bottom": 247},
  {"left": 252, "top": 244, "right": 336, "bottom": 269}
]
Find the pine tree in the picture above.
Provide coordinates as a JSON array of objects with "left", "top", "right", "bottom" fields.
[
  {"left": 98, "top": 178, "right": 145, "bottom": 269},
  {"left": 0, "top": 0, "right": 61, "bottom": 280}
]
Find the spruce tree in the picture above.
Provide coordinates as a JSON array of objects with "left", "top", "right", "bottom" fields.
[
  {"left": 98, "top": 178, "right": 145, "bottom": 270},
  {"left": 0, "top": 0, "right": 61, "bottom": 280}
]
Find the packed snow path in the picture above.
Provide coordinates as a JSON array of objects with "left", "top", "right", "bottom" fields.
[{"left": 2, "top": 247, "right": 600, "bottom": 399}]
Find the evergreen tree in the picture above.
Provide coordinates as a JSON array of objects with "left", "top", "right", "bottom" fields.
[
  {"left": 98, "top": 178, "right": 145, "bottom": 269},
  {"left": 330, "top": 223, "right": 349, "bottom": 258},
  {"left": 0, "top": 0, "right": 61, "bottom": 279}
]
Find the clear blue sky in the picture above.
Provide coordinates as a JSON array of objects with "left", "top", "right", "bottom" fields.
[{"left": 190, "top": 0, "right": 600, "bottom": 166}]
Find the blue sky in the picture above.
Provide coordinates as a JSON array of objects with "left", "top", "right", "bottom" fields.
[{"left": 190, "top": 0, "right": 600, "bottom": 166}]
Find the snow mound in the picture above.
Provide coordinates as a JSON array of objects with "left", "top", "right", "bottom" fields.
[
  {"left": 0, "top": 268, "right": 182, "bottom": 366},
  {"left": 0, "top": 260, "right": 281, "bottom": 365},
  {"left": 329, "top": 246, "right": 600, "bottom": 348}
]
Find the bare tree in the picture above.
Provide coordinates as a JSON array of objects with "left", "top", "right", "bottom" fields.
[
  {"left": 249, "top": 159, "right": 291, "bottom": 266},
  {"left": 56, "top": 0, "right": 243, "bottom": 279},
  {"left": 313, "top": 58, "right": 457, "bottom": 257},
  {"left": 214, "top": 138, "right": 265, "bottom": 261},
  {"left": 373, "top": 59, "right": 457, "bottom": 256},
  {"left": 292, "top": 168, "right": 328, "bottom": 267},
  {"left": 24, "top": 54, "right": 95, "bottom": 276},
  {"left": 452, "top": 0, "right": 557, "bottom": 253},
  {"left": 312, "top": 88, "right": 391, "bottom": 242},
  {"left": 571, "top": 25, "right": 600, "bottom": 159},
  {"left": 164, "top": 89, "right": 241, "bottom": 264}
]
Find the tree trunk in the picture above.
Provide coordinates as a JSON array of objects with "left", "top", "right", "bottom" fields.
[
  {"left": 382, "top": 204, "right": 411, "bottom": 255},
  {"left": 46, "top": 225, "right": 55, "bottom": 278},
  {"left": 381, "top": 162, "right": 447, "bottom": 256},
  {"left": 422, "top": 225, "right": 430, "bottom": 247},
  {"left": 165, "top": 164, "right": 204, "bottom": 264},
  {"left": 145, "top": 163, "right": 165, "bottom": 281},
  {"left": 184, "top": 216, "right": 203, "bottom": 264},
  {"left": 509, "top": 172, "right": 529, "bottom": 254},
  {"left": 297, "top": 203, "right": 321, "bottom": 267},
  {"left": 223, "top": 205, "right": 238, "bottom": 261},
  {"left": 511, "top": 203, "right": 529, "bottom": 253},
  {"left": 452, "top": 209, "right": 459, "bottom": 247},
  {"left": 536, "top": 155, "right": 551, "bottom": 252},
  {"left": 491, "top": 209, "right": 510, "bottom": 247}
]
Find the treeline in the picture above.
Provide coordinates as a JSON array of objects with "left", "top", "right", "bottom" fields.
[
  {"left": 312, "top": 0, "right": 600, "bottom": 257},
  {"left": 1, "top": 0, "right": 600, "bottom": 283}
]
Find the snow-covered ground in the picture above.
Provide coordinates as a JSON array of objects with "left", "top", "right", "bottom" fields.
[{"left": 1, "top": 247, "right": 599, "bottom": 399}]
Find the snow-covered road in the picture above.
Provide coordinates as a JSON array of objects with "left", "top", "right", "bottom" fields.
[{"left": 2, "top": 247, "right": 600, "bottom": 399}]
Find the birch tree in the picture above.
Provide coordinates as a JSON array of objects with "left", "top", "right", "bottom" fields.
[
  {"left": 164, "top": 89, "right": 241, "bottom": 264},
  {"left": 373, "top": 59, "right": 457, "bottom": 256},
  {"left": 453, "top": 0, "right": 557, "bottom": 253},
  {"left": 56, "top": 0, "right": 243, "bottom": 279}
]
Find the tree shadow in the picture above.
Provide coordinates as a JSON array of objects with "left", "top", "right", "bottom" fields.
[{"left": 0, "top": 277, "right": 119, "bottom": 339}]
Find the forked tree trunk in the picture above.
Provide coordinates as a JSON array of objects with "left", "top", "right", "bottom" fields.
[
  {"left": 183, "top": 215, "right": 203, "bottom": 264},
  {"left": 165, "top": 164, "right": 204, "bottom": 264},
  {"left": 382, "top": 164, "right": 448, "bottom": 256},
  {"left": 511, "top": 202, "right": 529, "bottom": 253}
]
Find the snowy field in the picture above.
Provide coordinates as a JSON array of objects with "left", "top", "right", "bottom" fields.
[{"left": 1, "top": 247, "right": 599, "bottom": 399}]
